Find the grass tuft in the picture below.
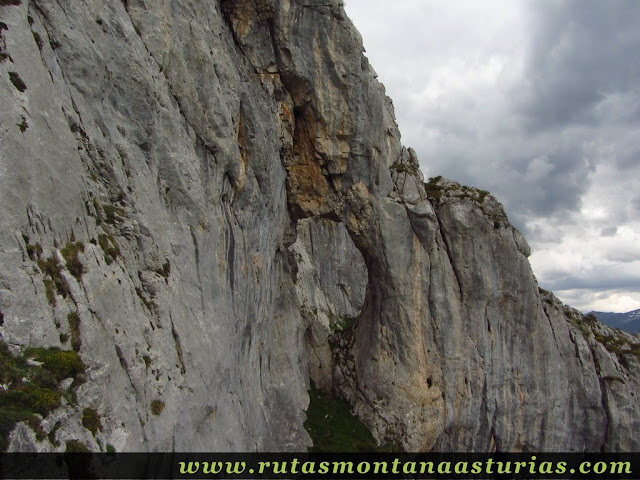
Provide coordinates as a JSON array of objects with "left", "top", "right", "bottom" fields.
[
  {"left": 150, "top": 399, "right": 164, "bottom": 416},
  {"left": 17, "top": 116, "right": 28, "bottom": 133},
  {"left": 61, "top": 241, "right": 85, "bottom": 281},
  {"left": 98, "top": 234, "right": 120, "bottom": 265},
  {"left": 38, "top": 255, "right": 70, "bottom": 299},
  {"left": 81, "top": 407, "right": 101, "bottom": 436},
  {"left": 67, "top": 312, "right": 82, "bottom": 351},
  {"left": 103, "top": 205, "right": 125, "bottom": 225}
]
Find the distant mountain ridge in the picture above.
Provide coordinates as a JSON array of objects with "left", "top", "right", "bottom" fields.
[{"left": 591, "top": 309, "right": 640, "bottom": 333}]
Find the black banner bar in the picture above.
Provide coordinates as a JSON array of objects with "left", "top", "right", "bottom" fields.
[{"left": 1, "top": 452, "right": 639, "bottom": 479}]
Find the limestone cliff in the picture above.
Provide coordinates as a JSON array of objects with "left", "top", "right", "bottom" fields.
[{"left": 0, "top": 0, "right": 638, "bottom": 453}]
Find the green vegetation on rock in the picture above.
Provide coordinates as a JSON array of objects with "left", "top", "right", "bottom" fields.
[
  {"left": 65, "top": 439, "right": 89, "bottom": 452},
  {"left": 17, "top": 116, "right": 28, "bottom": 133},
  {"left": 423, "top": 176, "right": 444, "bottom": 200},
  {"left": 304, "top": 381, "right": 395, "bottom": 452},
  {"left": 329, "top": 315, "right": 358, "bottom": 333},
  {"left": 424, "top": 176, "right": 493, "bottom": 208},
  {"left": 82, "top": 407, "right": 101, "bottom": 436},
  {"left": 389, "top": 162, "right": 417, "bottom": 176},
  {"left": 25, "top": 239, "right": 43, "bottom": 261},
  {"left": 150, "top": 399, "right": 165, "bottom": 416},
  {"left": 67, "top": 312, "right": 82, "bottom": 351},
  {"left": 594, "top": 331, "right": 640, "bottom": 357},
  {"left": 0, "top": 343, "right": 85, "bottom": 451},
  {"left": 24, "top": 347, "right": 84, "bottom": 382},
  {"left": 98, "top": 233, "right": 120, "bottom": 265},
  {"left": 61, "top": 241, "right": 85, "bottom": 281},
  {"left": 103, "top": 205, "right": 125, "bottom": 225},
  {"left": 38, "top": 254, "right": 70, "bottom": 301}
]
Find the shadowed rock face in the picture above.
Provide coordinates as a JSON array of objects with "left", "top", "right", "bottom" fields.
[{"left": 0, "top": 0, "right": 638, "bottom": 452}]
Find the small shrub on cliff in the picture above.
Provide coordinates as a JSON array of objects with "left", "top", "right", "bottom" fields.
[
  {"left": 583, "top": 313, "right": 599, "bottom": 325},
  {"left": 67, "top": 311, "right": 82, "bottom": 351},
  {"left": 17, "top": 116, "right": 28, "bottom": 133},
  {"left": 61, "top": 241, "right": 85, "bottom": 280},
  {"left": 103, "top": 205, "right": 125, "bottom": 225},
  {"left": 150, "top": 399, "right": 164, "bottom": 416},
  {"left": 65, "top": 439, "right": 89, "bottom": 452},
  {"left": 424, "top": 176, "right": 444, "bottom": 200},
  {"left": 390, "top": 162, "right": 416, "bottom": 175},
  {"left": 82, "top": 407, "right": 101, "bottom": 436},
  {"left": 98, "top": 233, "right": 120, "bottom": 265},
  {"left": 8, "top": 71, "right": 26, "bottom": 92},
  {"left": 330, "top": 315, "right": 358, "bottom": 332},
  {"left": 25, "top": 242, "right": 42, "bottom": 261},
  {"left": 43, "top": 278, "right": 56, "bottom": 306},
  {"left": 38, "top": 254, "right": 70, "bottom": 299},
  {"left": 24, "top": 348, "right": 84, "bottom": 382}
]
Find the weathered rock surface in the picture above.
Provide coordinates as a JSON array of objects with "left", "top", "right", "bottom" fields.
[
  {"left": 1, "top": 0, "right": 308, "bottom": 452},
  {"left": 0, "top": 0, "right": 638, "bottom": 453}
]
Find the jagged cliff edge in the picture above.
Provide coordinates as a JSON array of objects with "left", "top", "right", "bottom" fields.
[{"left": 0, "top": 0, "right": 638, "bottom": 452}]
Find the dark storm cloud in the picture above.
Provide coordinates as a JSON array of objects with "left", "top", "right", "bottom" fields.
[
  {"left": 496, "top": 0, "right": 640, "bottom": 240},
  {"left": 397, "top": 1, "right": 640, "bottom": 229},
  {"left": 517, "top": 0, "right": 640, "bottom": 132},
  {"left": 545, "top": 270, "right": 640, "bottom": 292},
  {"left": 502, "top": 141, "right": 593, "bottom": 218},
  {"left": 614, "top": 141, "right": 640, "bottom": 169}
]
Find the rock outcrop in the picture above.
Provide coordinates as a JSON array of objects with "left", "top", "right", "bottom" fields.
[{"left": 1, "top": 0, "right": 638, "bottom": 453}]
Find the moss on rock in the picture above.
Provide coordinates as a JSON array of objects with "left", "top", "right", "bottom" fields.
[{"left": 0, "top": 343, "right": 86, "bottom": 451}]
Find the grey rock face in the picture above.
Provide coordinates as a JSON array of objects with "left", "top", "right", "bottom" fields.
[
  {"left": 1, "top": 0, "right": 308, "bottom": 452},
  {"left": 0, "top": 0, "right": 638, "bottom": 453}
]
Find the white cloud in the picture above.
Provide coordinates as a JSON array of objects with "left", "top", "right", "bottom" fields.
[{"left": 555, "top": 290, "right": 640, "bottom": 314}]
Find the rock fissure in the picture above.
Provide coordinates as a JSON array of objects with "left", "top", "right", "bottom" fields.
[{"left": 433, "top": 207, "right": 463, "bottom": 302}]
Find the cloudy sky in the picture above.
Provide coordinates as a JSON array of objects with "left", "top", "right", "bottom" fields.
[{"left": 344, "top": 0, "right": 640, "bottom": 313}]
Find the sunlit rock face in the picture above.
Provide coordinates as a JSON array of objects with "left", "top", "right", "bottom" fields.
[{"left": 1, "top": 0, "right": 638, "bottom": 452}]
